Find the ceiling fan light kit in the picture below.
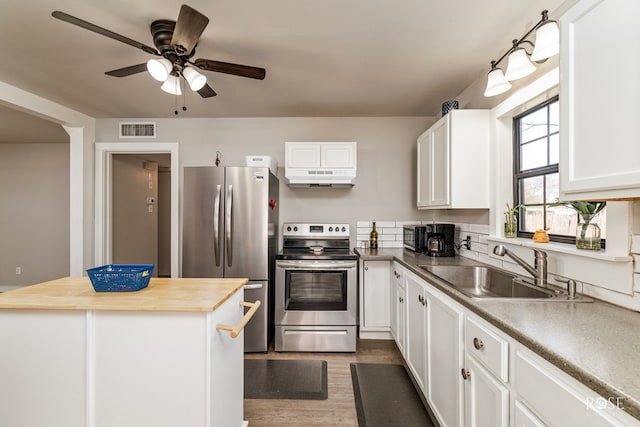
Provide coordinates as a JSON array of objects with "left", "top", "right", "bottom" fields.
[
  {"left": 51, "top": 4, "right": 266, "bottom": 103},
  {"left": 483, "top": 10, "right": 559, "bottom": 97},
  {"left": 161, "top": 74, "right": 182, "bottom": 95},
  {"left": 147, "top": 58, "right": 172, "bottom": 82}
]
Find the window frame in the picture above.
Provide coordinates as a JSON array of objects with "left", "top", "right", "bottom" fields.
[{"left": 512, "top": 96, "right": 576, "bottom": 244}]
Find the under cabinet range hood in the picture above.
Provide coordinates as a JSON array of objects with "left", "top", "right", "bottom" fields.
[{"left": 285, "top": 142, "right": 357, "bottom": 187}]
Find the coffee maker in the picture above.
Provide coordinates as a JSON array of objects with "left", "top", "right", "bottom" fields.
[{"left": 425, "top": 223, "right": 455, "bottom": 257}]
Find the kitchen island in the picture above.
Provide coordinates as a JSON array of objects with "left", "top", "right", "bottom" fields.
[{"left": 0, "top": 277, "right": 251, "bottom": 427}]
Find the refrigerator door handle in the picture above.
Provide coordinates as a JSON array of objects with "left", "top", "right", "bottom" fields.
[
  {"left": 226, "top": 184, "right": 233, "bottom": 267},
  {"left": 213, "top": 184, "right": 222, "bottom": 267},
  {"left": 244, "top": 283, "right": 264, "bottom": 290}
]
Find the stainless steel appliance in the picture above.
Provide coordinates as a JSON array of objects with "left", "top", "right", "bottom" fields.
[
  {"left": 182, "top": 166, "right": 279, "bottom": 352},
  {"left": 403, "top": 225, "right": 427, "bottom": 252},
  {"left": 426, "top": 223, "right": 456, "bottom": 257},
  {"left": 275, "top": 223, "right": 357, "bottom": 352}
]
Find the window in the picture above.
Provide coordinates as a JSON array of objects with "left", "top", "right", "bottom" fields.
[{"left": 513, "top": 97, "right": 606, "bottom": 243}]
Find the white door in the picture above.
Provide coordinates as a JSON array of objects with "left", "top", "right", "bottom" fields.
[
  {"left": 286, "top": 143, "right": 321, "bottom": 168},
  {"left": 429, "top": 117, "right": 450, "bottom": 206},
  {"left": 406, "top": 273, "right": 427, "bottom": 392},
  {"left": 427, "top": 290, "right": 463, "bottom": 427},
  {"left": 362, "top": 261, "right": 390, "bottom": 329},
  {"left": 463, "top": 353, "right": 509, "bottom": 427}
]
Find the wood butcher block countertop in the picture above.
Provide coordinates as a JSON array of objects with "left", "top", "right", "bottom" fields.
[{"left": 0, "top": 277, "right": 248, "bottom": 312}]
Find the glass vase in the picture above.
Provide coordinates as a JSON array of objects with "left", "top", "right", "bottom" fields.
[
  {"left": 504, "top": 214, "right": 517, "bottom": 238},
  {"left": 576, "top": 214, "right": 601, "bottom": 250}
]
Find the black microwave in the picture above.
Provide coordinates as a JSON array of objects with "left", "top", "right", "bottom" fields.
[{"left": 403, "top": 225, "right": 427, "bottom": 252}]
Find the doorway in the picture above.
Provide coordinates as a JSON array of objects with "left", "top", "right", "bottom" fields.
[
  {"left": 95, "top": 143, "right": 179, "bottom": 277},
  {"left": 111, "top": 154, "right": 171, "bottom": 277}
]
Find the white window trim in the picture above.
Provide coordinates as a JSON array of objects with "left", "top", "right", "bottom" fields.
[{"left": 490, "top": 67, "right": 632, "bottom": 261}]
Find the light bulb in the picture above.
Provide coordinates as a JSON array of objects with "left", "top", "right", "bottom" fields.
[
  {"left": 160, "top": 74, "right": 182, "bottom": 95},
  {"left": 147, "top": 58, "right": 172, "bottom": 82},
  {"left": 183, "top": 67, "right": 207, "bottom": 91}
]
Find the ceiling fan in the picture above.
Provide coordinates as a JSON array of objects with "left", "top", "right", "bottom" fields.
[{"left": 51, "top": 4, "right": 266, "bottom": 98}]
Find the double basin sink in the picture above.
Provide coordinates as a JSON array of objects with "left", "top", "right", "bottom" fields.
[{"left": 419, "top": 265, "right": 591, "bottom": 302}]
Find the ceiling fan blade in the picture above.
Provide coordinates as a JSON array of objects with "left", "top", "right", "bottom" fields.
[
  {"left": 105, "top": 63, "right": 149, "bottom": 77},
  {"left": 52, "top": 11, "right": 159, "bottom": 56},
  {"left": 197, "top": 83, "right": 217, "bottom": 98},
  {"left": 171, "top": 5, "right": 209, "bottom": 56},
  {"left": 193, "top": 59, "right": 266, "bottom": 80}
]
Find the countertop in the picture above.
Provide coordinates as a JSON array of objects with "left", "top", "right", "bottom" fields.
[
  {"left": 0, "top": 277, "right": 248, "bottom": 312},
  {"left": 356, "top": 247, "right": 640, "bottom": 421}
]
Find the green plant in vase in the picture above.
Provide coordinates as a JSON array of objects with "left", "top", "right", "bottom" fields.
[
  {"left": 554, "top": 200, "right": 606, "bottom": 250},
  {"left": 504, "top": 203, "right": 523, "bottom": 238}
]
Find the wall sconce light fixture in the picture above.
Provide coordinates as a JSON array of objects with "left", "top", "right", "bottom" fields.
[{"left": 484, "top": 10, "right": 559, "bottom": 97}]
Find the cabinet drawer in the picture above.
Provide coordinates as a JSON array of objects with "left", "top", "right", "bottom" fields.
[
  {"left": 465, "top": 316, "right": 508, "bottom": 382},
  {"left": 514, "top": 350, "right": 624, "bottom": 427}
]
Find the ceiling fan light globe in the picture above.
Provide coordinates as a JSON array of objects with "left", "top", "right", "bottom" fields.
[
  {"left": 183, "top": 67, "right": 207, "bottom": 91},
  {"left": 505, "top": 48, "right": 536, "bottom": 81},
  {"left": 531, "top": 21, "right": 560, "bottom": 61},
  {"left": 147, "top": 58, "right": 172, "bottom": 82},
  {"left": 161, "top": 75, "right": 182, "bottom": 95}
]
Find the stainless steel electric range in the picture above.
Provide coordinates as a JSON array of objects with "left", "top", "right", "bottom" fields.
[{"left": 274, "top": 223, "right": 357, "bottom": 352}]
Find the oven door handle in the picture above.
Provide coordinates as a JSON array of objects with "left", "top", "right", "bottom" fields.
[{"left": 276, "top": 262, "right": 357, "bottom": 270}]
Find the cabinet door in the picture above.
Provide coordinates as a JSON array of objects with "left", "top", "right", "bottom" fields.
[
  {"left": 417, "top": 133, "right": 431, "bottom": 208},
  {"left": 427, "top": 289, "right": 463, "bottom": 427},
  {"left": 321, "top": 142, "right": 356, "bottom": 168},
  {"left": 361, "top": 261, "right": 390, "bottom": 330},
  {"left": 463, "top": 353, "right": 509, "bottom": 427},
  {"left": 514, "top": 400, "right": 546, "bottom": 427},
  {"left": 286, "top": 143, "right": 321, "bottom": 168},
  {"left": 429, "top": 117, "right": 451, "bottom": 206},
  {"left": 396, "top": 282, "right": 406, "bottom": 356},
  {"left": 416, "top": 120, "right": 451, "bottom": 208},
  {"left": 559, "top": 0, "right": 640, "bottom": 199},
  {"left": 406, "top": 272, "right": 427, "bottom": 392},
  {"left": 392, "top": 263, "right": 407, "bottom": 356}
]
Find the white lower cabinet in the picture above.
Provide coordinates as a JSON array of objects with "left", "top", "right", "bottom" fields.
[
  {"left": 463, "top": 352, "right": 510, "bottom": 427},
  {"left": 406, "top": 271, "right": 428, "bottom": 392},
  {"left": 390, "top": 264, "right": 640, "bottom": 427},
  {"left": 359, "top": 260, "right": 391, "bottom": 339},
  {"left": 391, "top": 262, "right": 407, "bottom": 356},
  {"left": 426, "top": 287, "right": 463, "bottom": 427},
  {"left": 514, "top": 399, "right": 546, "bottom": 427}
]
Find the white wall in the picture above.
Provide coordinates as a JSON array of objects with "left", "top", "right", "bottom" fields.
[
  {"left": 0, "top": 143, "right": 70, "bottom": 289},
  {"left": 95, "top": 116, "right": 455, "bottom": 244}
]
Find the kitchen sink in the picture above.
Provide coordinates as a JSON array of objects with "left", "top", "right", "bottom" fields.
[{"left": 418, "top": 265, "right": 559, "bottom": 300}]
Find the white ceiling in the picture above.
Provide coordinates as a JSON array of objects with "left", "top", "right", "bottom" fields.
[{"left": 0, "top": 0, "right": 564, "bottom": 120}]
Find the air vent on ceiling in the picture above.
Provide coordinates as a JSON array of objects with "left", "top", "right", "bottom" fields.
[{"left": 119, "top": 122, "right": 156, "bottom": 138}]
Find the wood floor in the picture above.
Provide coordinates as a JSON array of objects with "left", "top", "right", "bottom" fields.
[{"left": 243, "top": 339, "right": 405, "bottom": 426}]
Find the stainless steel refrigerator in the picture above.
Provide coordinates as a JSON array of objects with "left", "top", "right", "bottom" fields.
[{"left": 182, "top": 166, "right": 279, "bottom": 352}]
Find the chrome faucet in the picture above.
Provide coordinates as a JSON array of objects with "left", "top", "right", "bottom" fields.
[{"left": 493, "top": 245, "right": 548, "bottom": 287}]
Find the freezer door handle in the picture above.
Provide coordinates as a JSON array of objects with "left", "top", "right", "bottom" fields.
[
  {"left": 213, "top": 184, "right": 222, "bottom": 267},
  {"left": 244, "top": 283, "right": 264, "bottom": 290},
  {"left": 226, "top": 184, "right": 233, "bottom": 267}
]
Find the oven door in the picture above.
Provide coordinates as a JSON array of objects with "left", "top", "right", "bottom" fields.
[{"left": 275, "top": 260, "right": 357, "bottom": 326}]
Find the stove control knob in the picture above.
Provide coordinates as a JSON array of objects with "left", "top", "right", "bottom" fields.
[
  {"left": 287, "top": 226, "right": 292, "bottom": 232},
  {"left": 336, "top": 228, "right": 340, "bottom": 232},
  {"left": 341, "top": 227, "right": 346, "bottom": 232},
  {"left": 329, "top": 227, "right": 333, "bottom": 232},
  {"left": 293, "top": 226, "right": 298, "bottom": 232}
]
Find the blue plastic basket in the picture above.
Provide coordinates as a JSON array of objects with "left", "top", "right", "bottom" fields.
[{"left": 86, "top": 264, "right": 154, "bottom": 292}]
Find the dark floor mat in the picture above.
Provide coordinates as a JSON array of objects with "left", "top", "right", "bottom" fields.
[
  {"left": 351, "top": 363, "right": 434, "bottom": 427},
  {"left": 244, "top": 359, "right": 328, "bottom": 400}
]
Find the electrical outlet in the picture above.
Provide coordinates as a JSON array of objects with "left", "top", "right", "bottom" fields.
[{"left": 15, "top": 267, "right": 21, "bottom": 275}]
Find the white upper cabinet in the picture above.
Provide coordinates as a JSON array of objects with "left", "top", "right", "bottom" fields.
[
  {"left": 285, "top": 142, "right": 357, "bottom": 186},
  {"left": 559, "top": 0, "right": 640, "bottom": 199},
  {"left": 286, "top": 143, "right": 322, "bottom": 168},
  {"left": 286, "top": 142, "right": 356, "bottom": 169},
  {"left": 417, "top": 110, "right": 490, "bottom": 209}
]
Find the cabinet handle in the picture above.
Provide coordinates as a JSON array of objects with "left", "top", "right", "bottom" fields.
[
  {"left": 216, "top": 300, "right": 261, "bottom": 339},
  {"left": 364, "top": 266, "right": 368, "bottom": 271},
  {"left": 473, "top": 337, "right": 484, "bottom": 350},
  {"left": 461, "top": 368, "right": 470, "bottom": 380},
  {"left": 399, "top": 297, "right": 403, "bottom": 303}
]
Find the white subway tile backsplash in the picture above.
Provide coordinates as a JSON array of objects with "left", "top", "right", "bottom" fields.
[
  {"left": 357, "top": 221, "right": 371, "bottom": 228},
  {"left": 469, "top": 224, "right": 490, "bottom": 234},
  {"left": 374, "top": 221, "right": 396, "bottom": 228},
  {"left": 381, "top": 227, "right": 402, "bottom": 235},
  {"left": 635, "top": 255, "right": 640, "bottom": 273}
]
